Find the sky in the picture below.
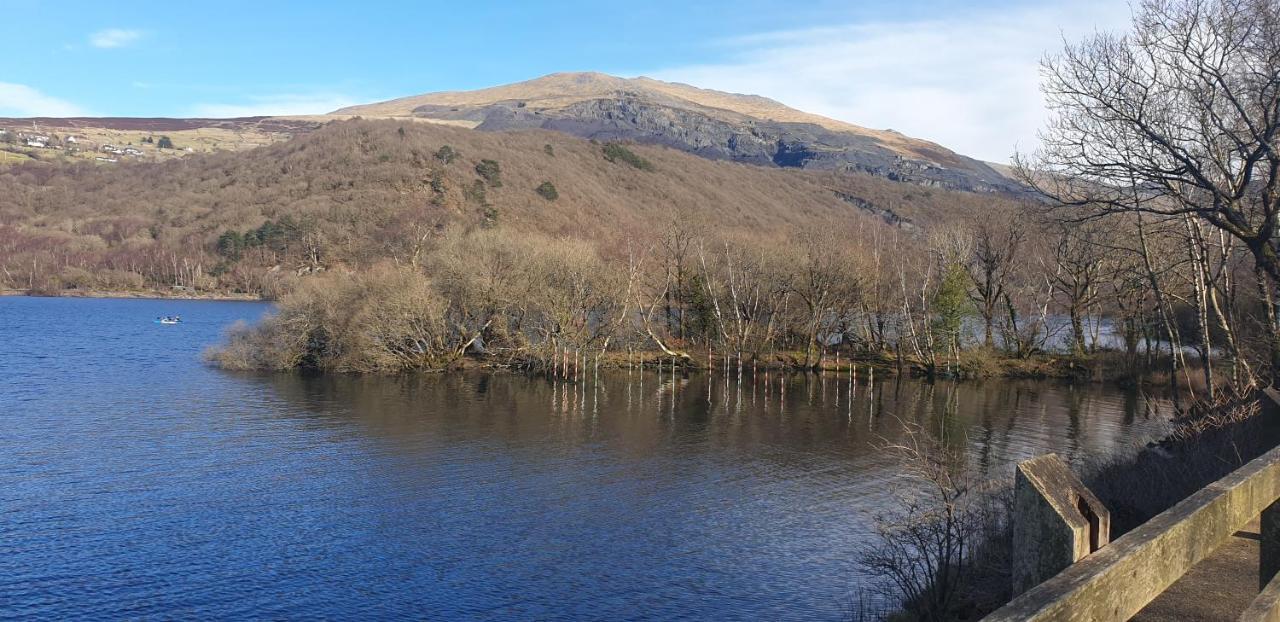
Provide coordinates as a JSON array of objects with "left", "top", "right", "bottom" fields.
[{"left": 0, "top": 0, "right": 1130, "bottom": 162}]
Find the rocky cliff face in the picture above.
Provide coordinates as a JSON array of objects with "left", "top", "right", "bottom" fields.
[{"left": 336, "top": 73, "right": 1023, "bottom": 194}]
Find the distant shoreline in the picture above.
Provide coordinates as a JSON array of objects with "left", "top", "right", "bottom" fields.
[{"left": 0, "top": 289, "right": 265, "bottom": 302}]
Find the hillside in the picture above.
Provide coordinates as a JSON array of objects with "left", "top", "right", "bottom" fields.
[
  {"left": 0, "top": 118, "right": 1025, "bottom": 296},
  {"left": 336, "top": 72, "right": 1019, "bottom": 193}
]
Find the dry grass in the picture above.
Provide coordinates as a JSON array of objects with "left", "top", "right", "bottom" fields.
[{"left": 0, "top": 118, "right": 1026, "bottom": 295}]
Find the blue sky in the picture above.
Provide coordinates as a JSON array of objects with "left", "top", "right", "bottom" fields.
[{"left": 0, "top": 0, "right": 1129, "bottom": 162}]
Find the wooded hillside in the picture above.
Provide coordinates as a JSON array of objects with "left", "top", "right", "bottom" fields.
[{"left": 0, "top": 119, "right": 1020, "bottom": 295}]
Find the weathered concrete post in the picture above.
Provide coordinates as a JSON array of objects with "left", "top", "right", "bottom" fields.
[
  {"left": 1262, "top": 389, "right": 1280, "bottom": 591},
  {"left": 1011, "top": 453, "right": 1111, "bottom": 596},
  {"left": 1263, "top": 503, "right": 1280, "bottom": 591}
]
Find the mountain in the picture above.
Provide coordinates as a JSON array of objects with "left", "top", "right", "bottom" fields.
[{"left": 336, "top": 72, "right": 1019, "bottom": 193}]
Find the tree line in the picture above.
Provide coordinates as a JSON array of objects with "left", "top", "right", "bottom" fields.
[{"left": 210, "top": 197, "right": 1276, "bottom": 401}]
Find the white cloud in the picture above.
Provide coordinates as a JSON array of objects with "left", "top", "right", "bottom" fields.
[
  {"left": 90, "top": 29, "right": 143, "bottom": 49},
  {"left": 188, "top": 93, "right": 361, "bottom": 118},
  {"left": 649, "top": 0, "right": 1131, "bottom": 163},
  {"left": 0, "top": 83, "right": 87, "bottom": 117}
]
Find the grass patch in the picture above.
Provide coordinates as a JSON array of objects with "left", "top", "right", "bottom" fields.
[
  {"left": 602, "top": 142, "right": 653, "bottom": 171},
  {"left": 535, "top": 181, "right": 559, "bottom": 201}
]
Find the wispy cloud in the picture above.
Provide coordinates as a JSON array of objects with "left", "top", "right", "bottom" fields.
[
  {"left": 90, "top": 29, "right": 143, "bottom": 49},
  {"left": 649, "top": 0, "right": 1131, "bottom": 163},
  {"left": 188, "top": 93, "right": 361, "bottom": 118},
  {"left": 0, "top": 83, "right": 87, "bottom": 117}
]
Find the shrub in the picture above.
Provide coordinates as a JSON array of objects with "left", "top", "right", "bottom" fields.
[
  {"left": 860, "top": 425, "right": 1011, "bottom": 620},
  {"left": 434, "top": 145, "right": 459, "bottom": 164},
  {"left": 99, "top": 269, "right": 145, "bottom": 290},
  {"left": 544, "top": 143, "right": 555, "bottom": 156},
  {"left": 157, "top": 136, "right": 174, "bottom": 149},
  {"left": 464, "top": 179, "right": 488, "bottom": 206},
  {"left": 205, "top": 266, "right": 459, "bottom": 372},
  {"left": 475, "top": 159, "right": 502, "bottom": 187},
  {"left": 57, "top": 266, "right": 95, "bottom": 290},
  {"left": 602, "top": 143, "right": 653, "bottom": 171},
  {"left": 535, "top": 181, "right": 558, "bottom": 201},
  {"left": 956, "top": 347, "right": 1002, "bottom": 379}
]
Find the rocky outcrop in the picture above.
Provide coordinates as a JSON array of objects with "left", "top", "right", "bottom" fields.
[
  {"left": 336, "top": 72, "right": 1025, "bottom": 194},
  {"left": 832, "top": 191, "right": 918, "bottom": 232},
  {"left": 405, "top": 94, "right": 1020, "bottom": 194}
]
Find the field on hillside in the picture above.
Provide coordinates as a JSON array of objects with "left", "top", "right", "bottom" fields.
[{"left": 0, "top": 117, "right": 318, "bottom": 167}]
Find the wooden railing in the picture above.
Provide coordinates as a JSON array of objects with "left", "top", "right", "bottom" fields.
[{"left": 984, "top": 392, "right": 1280, "bottom": 622}]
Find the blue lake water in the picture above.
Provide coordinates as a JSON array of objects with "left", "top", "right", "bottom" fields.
[{"left": 0, "top": 296, "right": 1171, "bottom": 621}]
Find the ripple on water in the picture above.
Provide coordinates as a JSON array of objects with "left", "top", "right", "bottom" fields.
[{"left": 0, "top": 297, "right": 1171, "bottom": 621}]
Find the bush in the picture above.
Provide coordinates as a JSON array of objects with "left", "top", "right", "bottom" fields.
[
  {"left": 535, "top": 181, "right": 558, "bottom": 201},
  {"left": 543, "top": 143, "right": 555, "bottom": 156},
  {"left": 956, "top": 347, "right": 1002, "bottom": 379},
  {"left": 434, "top": 145, "right": 459, "bottom": 164},
  {"left": 99, "top": 269, "right": 144, "bottom": 290},
  {"left": 57, "top": 266, "right": 95, "bottom": 290},
  {"left": 157, "top": 136, "right": 174, "bottom": 149},
  {"left": 465, "top": 179, "right": 488, "bottom": 206},
  {"left": 475, "top": 159, "right": 502, "bottom": 187},
  {"left": 602, "top": 143, "right": 653, "bottom": 171},
  {"left": 205, "top": 266, "right": 459, "bottom": 372},
  {"left": 860, "top": 425, "right": 1011, "bottom": 620},
  {"left": 482, "top": 205, "right": 499, "bottom": 227}
]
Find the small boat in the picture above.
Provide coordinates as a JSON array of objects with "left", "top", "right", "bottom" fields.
[{"left": 155, "top": 316, "right": 182, "bottom": 325}]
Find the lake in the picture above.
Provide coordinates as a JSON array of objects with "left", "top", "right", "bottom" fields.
[{"left": 0, "top": 296, "right": 1170, "bottom": 621}]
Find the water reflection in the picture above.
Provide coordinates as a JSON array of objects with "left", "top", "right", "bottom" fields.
[
  {"left": 228, "top": 371, "right": 1168, "bottom": 619},
  {"left": 254, "top": 369, "right": 1165, "bottom": 493},
  {"left": 1, "top": 296, "right": 1170, "bottom": 622}
]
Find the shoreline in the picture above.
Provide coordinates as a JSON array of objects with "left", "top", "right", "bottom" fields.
[
  {"left": 256, "top": 349, "right": 1186, "bottom": 390},
  {"left": 1, "top": 288, "right": 265, "bottom": 302}
]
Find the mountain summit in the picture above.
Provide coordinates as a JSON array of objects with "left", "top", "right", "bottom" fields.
[{"left": 336, "top": 72, "right": 1018, "bottom": 193}]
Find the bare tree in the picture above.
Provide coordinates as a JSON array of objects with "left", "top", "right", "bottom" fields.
[
  {"left": 966, "top": 217, "right": 1024, "bottom": 349},
  {"left": 1021, "top": 0, "right": 1280, "bottom": 383}
]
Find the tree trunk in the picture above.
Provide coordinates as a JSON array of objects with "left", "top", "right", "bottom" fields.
[{"left": 1069, "top": 306, "right": 1085, "bottom": 356}]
